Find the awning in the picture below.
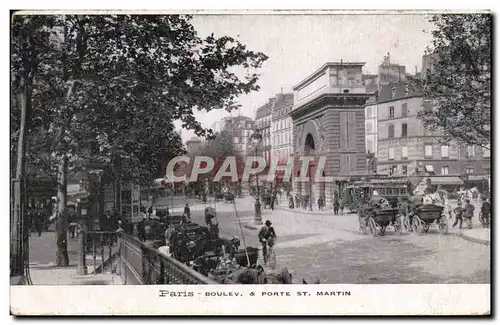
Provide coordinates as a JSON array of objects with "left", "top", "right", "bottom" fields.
[
  {"left": 428, "top": 176, "right": 464, "bottom": 186},
  {"left": 425, "top": 165, "right": 434, "bottom": 172}
]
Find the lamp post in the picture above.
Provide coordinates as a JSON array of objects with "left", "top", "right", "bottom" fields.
[{"left": 251, "top": 131, "right": 263, "bottom": 225}]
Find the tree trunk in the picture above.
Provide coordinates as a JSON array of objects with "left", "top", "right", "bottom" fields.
[
  {"left": 113, "top": 153, "right": 122, "bottom": 218},
  {"left": 55, "top": 154, "right": 69, "bottom": 266},
  {"left": 11, "top": 85, "right": 32, "bottom": 275}
]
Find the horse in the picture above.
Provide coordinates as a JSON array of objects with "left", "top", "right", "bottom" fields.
[
  {"left": 262, "top": 267, "right": 293, "bottom": 284},
  {"left": 302, "top": 277, "right": 320, "bottom": 284}
]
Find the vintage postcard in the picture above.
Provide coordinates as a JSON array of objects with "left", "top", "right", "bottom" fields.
[{"left": 9, "top": 9, "right": 491, "bottom": 316}]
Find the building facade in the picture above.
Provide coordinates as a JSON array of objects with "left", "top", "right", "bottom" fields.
[
  {"left": 254, "top": 99, "right": 273, "bottom": 162},
  {"left": 221, "top": 115, "right": 255, "bottom": 156},
  {"left": 364, "top": 91, "right": 378, "bottom": 156},
  {"left": 290, "top": 62, "right": 369, "bottom": 204},
  {"left": 376, "top": 83, "right": 490, "bottom": 190},
  {"left": 210, "top": 120, "right": 226, "bottom": 133},
  {"left": 185, "top": 137, "right": 204, "bottom": 156},
  {"left": 271, "top": 93, "right": 294, "bottom": 164}
]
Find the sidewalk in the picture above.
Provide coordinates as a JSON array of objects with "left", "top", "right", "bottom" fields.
[
  {"left": 27, "top": 231, "right": 120, "bottom": 285},
  {"left": 28, "top": 266, "right": 122, "bottom": 285},
  {"left": 448, "top": 226, "right": 490, "bottom": 245}
]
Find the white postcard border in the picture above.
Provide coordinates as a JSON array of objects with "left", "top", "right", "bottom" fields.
[{"left": 10, "top": 284, "right": 490, "bottom": 315}]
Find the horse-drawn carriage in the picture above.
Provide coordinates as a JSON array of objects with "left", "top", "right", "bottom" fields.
[
  {"left": 410, "top": 204, "right": 448, "bottom": 235},
  {"left": 358, "top": 195, "right": 399, "bottom": 237}
]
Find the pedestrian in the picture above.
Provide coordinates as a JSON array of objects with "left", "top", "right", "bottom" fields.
[
  {"left": 452, "top": 206, "right": 463, "bottom": 229},
  {"left": 289, "top": 195, "right": 295, "bottom": 209},
  {"left": 480, "top": 197, "right": 491, "bottom": 225},
  {"left": 184, "top": 203, "right": 191, "bottom": 220},
  {"left": 295, "top": 194, "right": 300, "bottom": 209},
  {"left": 464, "top": 199, "right": 475, "bottom": 229},
  {"left": 164, "top": 224, "right": 176, "bottom": 247},
  {"left": 317, "top": 196, "right": 323, "bottom": 211},
  {"left": 35, "top": 210, "right": 43, "bottom": 237},
  {"left": 333, "top": 199, "right": 340, "bottom": 216}
]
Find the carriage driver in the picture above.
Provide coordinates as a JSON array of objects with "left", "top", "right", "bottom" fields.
[{"left": 258, "top": 220, "right": 277, "bottom": 264}]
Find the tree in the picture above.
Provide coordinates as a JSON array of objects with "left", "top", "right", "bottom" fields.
[
  {"left": 10, "top": 15, "right": 57, "bottom": 274},
  {"left": 411, "top": 14, "right": 491, "bottom": 148},
  {"left": 11, "top": 14, "right": 268, "bottom": 265}
]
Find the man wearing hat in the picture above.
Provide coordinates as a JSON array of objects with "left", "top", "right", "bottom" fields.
[{"left": 258, "top": 220, "right": 277, "bottom": 264}]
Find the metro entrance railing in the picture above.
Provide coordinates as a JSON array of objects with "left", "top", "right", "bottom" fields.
[{"left": 78, "top": 230, "right": 216, "bottom": 285}]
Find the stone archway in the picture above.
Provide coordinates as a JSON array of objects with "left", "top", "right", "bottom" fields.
[
  {"left": 303, "top": 133, "right": 315, "bottom": 207},
  {"left": 304, "top": 133, "right": 315, "bottom": 152}
]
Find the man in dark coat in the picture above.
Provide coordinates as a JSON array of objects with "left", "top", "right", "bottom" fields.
[{"left": 184, "top": 204, "right": 191, "bottom": 220}]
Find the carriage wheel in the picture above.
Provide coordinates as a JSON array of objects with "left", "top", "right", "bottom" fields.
[
  {"left": 379, "top": 226, "right": 386, "bottom": 236},
  {"left": 393, "top": 216, "right": 401, "bottom": 234},
  {"left": 368, "top": 217, "right": 377, "bottom": 237},
  {"left": 438, "top": 221, "right": 448, "bottom": 235},
  {"left": 412, "top": 216, "right": 423, "bottom": 235},
  {"left": 358, "top": 217, "right": 366, "bottom": 234},
  {"left": 403, "top": 217, "right": 411, "bottom": 233}
]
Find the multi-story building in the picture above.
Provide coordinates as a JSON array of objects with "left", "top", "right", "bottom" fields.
[
  {"left": 378, "top": 60, "right": 407, "bottom": 89},
  {"left": 185, "top": 137, "right": 204, "bottom": 156},
  {"left": 376, "top": 82, "right": 490, "bottom": 190},
  {"left": 221, "top": 115, "right": 255, "bottom": 156},
  {"left": 271, "top": 93, "right": 294, "bottom": 164},
  {"left": 364, "top": 91, "right": 378, "bottom": 156},
  {"left": 460, "top": 144, "right": 491, "bottom": 192},
  {"left": 290, "top": 61, "right": 369, "bottom": 205},
  {"left": 210, "top": 120, "right": 226, "bottom": 134},
  {"left": 254, "top": 99, "right": 273, "bottom": 162}
]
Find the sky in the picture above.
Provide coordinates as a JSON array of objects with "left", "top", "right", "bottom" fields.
[{"left": 175, "top": 13, "right": 435, "bottom": 143}]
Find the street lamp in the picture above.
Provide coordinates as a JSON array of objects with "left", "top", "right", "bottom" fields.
[{"left": 251, "top": 131, "right": 263, "bottom": 225}]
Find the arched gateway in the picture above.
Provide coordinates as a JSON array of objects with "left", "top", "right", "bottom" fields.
[{"left": 291, "top": 61, "right": 369, "bottom": 207}]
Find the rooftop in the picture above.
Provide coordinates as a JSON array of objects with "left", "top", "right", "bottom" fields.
[{"left": 293, "top": 61, "right": 366, "bottom": 91}]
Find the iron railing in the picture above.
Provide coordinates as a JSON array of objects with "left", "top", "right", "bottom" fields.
[
  {"left": 117, "top": 232, "right": 216, "bottom": 285},
  {"left": 84, "top": 231, "right": 119, "bottom": 274}
]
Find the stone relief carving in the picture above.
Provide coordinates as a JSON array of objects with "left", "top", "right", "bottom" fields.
[
  {"left": 295, "top": 124, "right": 305, "bottom": 155},
  {"left": 314, "top": 116, "right": 327, "bottom": 151}
]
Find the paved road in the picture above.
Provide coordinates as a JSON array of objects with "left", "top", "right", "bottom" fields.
[
  {"left": 28, "top": 195, "right": 490, "bottom": 284},
  {"left": 171, "top": 195, "right": 491, "bottom": 284}
]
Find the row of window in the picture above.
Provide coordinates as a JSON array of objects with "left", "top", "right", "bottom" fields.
[
  {"left": 388, "top": 103, "right": 409, "bottom": 120},
  {"left": 466, "top": 145, "right": 491, "bottom": 158},
  {"left": 388, "top": 144, "right": 449, "bottom": 160},
  {"left": 387, "top": 144, "right": 491, "bottom": 161},
  {"left": 387, "top": 164, "right": 477, "bottom": 176},
  {"left": 273, "top": 132, "right": 291, "bottom": 146},
  {"left": 272, "top": 118, "right": 291, "bottom": 132},
  {"left": 274, "top": 147, "right": 293, "bottom": 159},
  {"left": 386, "top": 123, "right": 407, "bottom": 138}
]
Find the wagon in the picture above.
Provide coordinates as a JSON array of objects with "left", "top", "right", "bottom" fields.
[
  {"left": 262, "top": 195, "right": 273, "bottom": 209},
  {"left": 367, "top": 208, "right": 399, "bottom": 237},
  {"left": 225, "top": 192, "right": 235, "bottom": 203},
  {"left": 233, "top": 247, "right": 259, "bottom": 267},
  {"left": 411, "top": 204, "right": 448, "bottom": 235}
]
